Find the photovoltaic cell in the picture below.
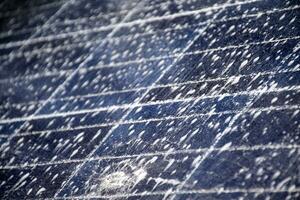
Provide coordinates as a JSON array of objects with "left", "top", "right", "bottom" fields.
[{"left": 0, "top": 0, "right": 299, "bottom": 199}]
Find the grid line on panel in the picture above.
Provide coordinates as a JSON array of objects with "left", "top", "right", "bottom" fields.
[
  {"left": 0, "top": 0, "right": 262, "bottom": 51},
  {"left": 4, "top": 103, "right": 300, "bottom": 139},
  {"left": 0, "top": 84, "right": 299, "bottom": 125},
  {"left": 0, "top": 0, "right": 202, "bottom": 39},
  {"left": 0, "top": 34, "right": 299, "bottom": 112},
  {"left": 0, "top": 143, "right": 299, "bottom": 170},
  {"left": 1, "top": 3, "right": 298, "bottom": 66},
  {"left": 49, "top": 187, "right": 300, "bottom": 199},
  {"left": 0, "top": 3, "right": 298, "bottom": 71}
]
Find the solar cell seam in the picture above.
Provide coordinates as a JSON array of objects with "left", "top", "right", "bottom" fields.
[
  {"left": 1, "top": 65, "right": 298, "bottom": 111},
  {"left": 49, "top": 187, "right": 300, "bottom": 199},
  {"left": 0, "top": 36, "right": 300, "bottom": 113},
  {"left": 0, "top": 84, "right": 299, "bottom": 124},
  {"left": 1, "top": 0, "right": 192, "bottom": 24},
  {"left": 0, "top": 0, "right": 107, "bottom": 19},
  {"left": 2, "top": 104, "right": 300, "bottom": 139},
  {"left": 0, "top": 0, "right": 203, "bottom": 39},
  {"left": 0, "top": 4, "right": 297, "bottom": 65},
  {"left": 0, "top": 33, "right": 299, "bottom": 89},
  {"left": 0, "top": 0, "right": 261, "bottom": 50},
  {"left": 0, "top": 34, "right": 298, "bottom": 92},
  {"left": 1, "top": 143, "right": 300, "bottom": 170}
]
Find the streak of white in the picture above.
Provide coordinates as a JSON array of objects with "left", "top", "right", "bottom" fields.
[
  {"left": 0, "top": 0, "right": 262, "bottom": 50},
  {"left": 48, "top": 187, "right": 300, "bottom": 199},
  {"left": 1, "top": 3, "right": 296, "bottom": 64},
  {"left": 0, "top": 143, "right": 299, "bottom": 170},
  {"left": 0, "top": 83, "right": 299, "bottom": 124},
  {"left": 0, "top": 65, "right": 298, "bottom": 110}
]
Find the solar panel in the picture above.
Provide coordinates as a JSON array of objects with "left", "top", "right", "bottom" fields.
[{"left": 0, "top": 0, "right": 299, "bottom": 199}]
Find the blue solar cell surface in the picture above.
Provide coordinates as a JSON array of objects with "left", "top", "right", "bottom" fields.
[{"left": 0, "top": 0, "right": 299, "bottom": 199}]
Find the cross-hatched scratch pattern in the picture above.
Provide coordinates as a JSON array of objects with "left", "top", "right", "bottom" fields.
[{"left": 0, "top": 0, "right": 299, "bottom": 199}]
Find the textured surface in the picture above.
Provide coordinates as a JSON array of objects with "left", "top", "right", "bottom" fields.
[{"left": 0, "top": 0, "right": 299, "bottom": 199}]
